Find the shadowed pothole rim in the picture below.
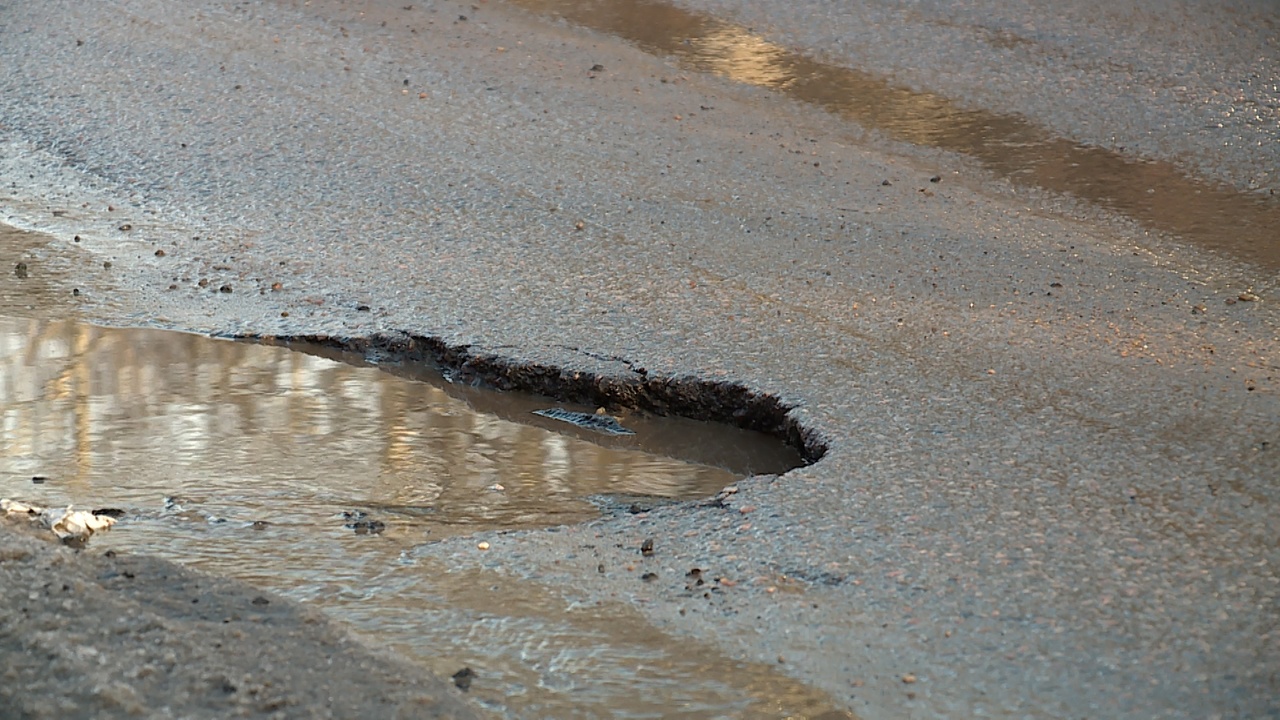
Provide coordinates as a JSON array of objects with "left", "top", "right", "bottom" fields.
[{"left": 248, "top": 331, "right": 829, "bottom": 466}]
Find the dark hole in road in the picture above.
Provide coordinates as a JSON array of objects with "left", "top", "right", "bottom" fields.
[{"left": 511, "top": 0, "right": 1280, "bottom": 272}]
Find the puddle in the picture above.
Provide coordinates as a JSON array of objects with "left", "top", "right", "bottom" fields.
[
  {"left": 511, "top": 0, "right": 1280, "bottom": 271},
  {"left": 274, "top": 338, "right": 808, "bottom": 477},
  {"left": 0, "top": 314, "right": 779, "bottom": 534},
  {"left": 0, "top": 315, "right": 840, "bottom": 717},
  {"left": 0, "top": 227, "right": 842, "bottom": 717}
]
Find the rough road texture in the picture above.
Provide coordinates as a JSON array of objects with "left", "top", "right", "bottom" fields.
[
  {"left": 0, "top": 517, "right": 476, "bottom": 720},
  {"left": 1, "top": 0, "right": 1277, "bottom": 718}
]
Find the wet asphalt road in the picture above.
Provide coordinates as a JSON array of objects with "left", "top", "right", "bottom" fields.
[{"left": 2, "top": 0, "right": 1278, "bottom": 718}]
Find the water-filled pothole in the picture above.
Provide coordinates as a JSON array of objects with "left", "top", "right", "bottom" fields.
[
  {"left": 0, "top": 313, "right": 802, "bottom": 536},
  {"left": 0, "top": 314, "right": 844, "bottom": 717}
]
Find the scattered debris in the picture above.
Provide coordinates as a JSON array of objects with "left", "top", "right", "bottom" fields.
[
  {"left": 452, "top": 667, "right": 476, "bottom": 691},
  {"left": 533, "top": 408, "right": 635, "bottom": 435},
  {"left": 341, "top": 510, "right": 386, "bottom": 535},
  {"left": 641, "top": 537, "right": 655, "bottom": 557},
  {"left": 2, "top": 499, "right": 118, "bottom": 542},
  {"left": 351, "top": 519, "right": 385, "bottom": 535}
]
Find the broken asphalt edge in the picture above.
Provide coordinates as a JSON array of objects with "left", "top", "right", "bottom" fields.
[{"left": 244, "top": 330, "right": 831, "bottom": 466}]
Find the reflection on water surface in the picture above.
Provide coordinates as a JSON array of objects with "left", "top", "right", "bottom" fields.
[
  {"left": 0, "top": 315, "right": 747, "bottom": 547},
  {"left": 0, "top": 315, "right": 842, "bottom": 718}
]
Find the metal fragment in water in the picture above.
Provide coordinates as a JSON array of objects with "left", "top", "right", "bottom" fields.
[{"left": 532, "top": 408, "right": 635, "bottom": 435}]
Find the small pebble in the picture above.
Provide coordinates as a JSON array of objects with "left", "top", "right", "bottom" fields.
[{"left": 451, "top": 667, "right": 475, "bottom": 691}]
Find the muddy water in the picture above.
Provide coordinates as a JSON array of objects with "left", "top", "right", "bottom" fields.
[
  {"left": 0, "top": 315, "right": 757, "bottom": 533},
  {"left": 0, "top": 238, "right": 844, "bottom": 718},
  {"left": 0, "top": 316, "right": 839, "bottom": 712},
  {"left": 280, "top": 339, "right": 806, "bottom": 477},
  {"left": 511, "top": 0, "right": 1280, "bottom": 272},
  {"left": 0, "top": 316, "right": 843, "bottom": 717}
]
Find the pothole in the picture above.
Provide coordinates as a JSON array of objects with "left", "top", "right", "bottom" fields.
[{"left": 0, "top": 297, "right": 846, "bottom": 715}]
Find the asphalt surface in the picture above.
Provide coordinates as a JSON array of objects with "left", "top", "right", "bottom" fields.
[
  {"left": 2, "top": 0, "right": 1278, "bottom": 718},
  {"left": 0, "top": 516, "right": 478, "bottom": 720}
]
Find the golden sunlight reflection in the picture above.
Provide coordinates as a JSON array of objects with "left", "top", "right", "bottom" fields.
[
  {"left": 687, "top": 26, "right": 795, "bottom": 89},
  {"left": 514, "top": 0, "right": 1280, "bottom": 269},
  {"left": 0, "top": 317, "right": 736, "bottom": 543}
]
